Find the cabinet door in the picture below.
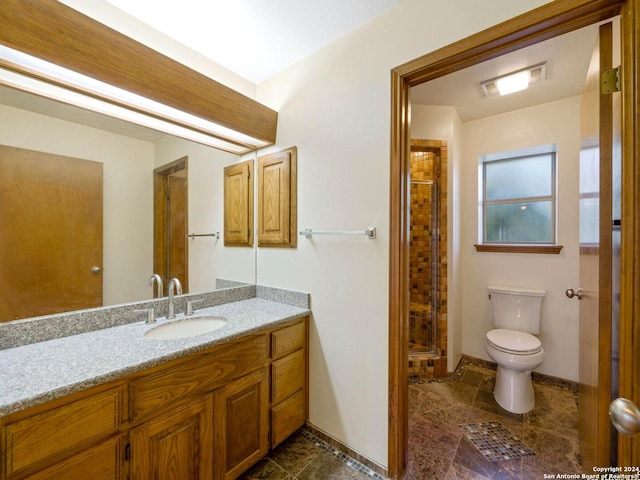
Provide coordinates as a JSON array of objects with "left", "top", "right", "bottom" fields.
[
  {"left": 257, "top": 147, "right": 297, "bottom": 248},
  {"left": 224, "top": 160, "right": 254, "bottom": 246},
  {"left": 130, "top": 396, "right": 213, "bottom": 480},
  {"left": 213, "top": 368, "right": 269, "bottom": 480}
]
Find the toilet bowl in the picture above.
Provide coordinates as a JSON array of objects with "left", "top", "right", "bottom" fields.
[
  {"left": 485, "top": 286, "right": 546, "bottom": 414},
  {"left": 485, "top": 329, "right": 544, "bottom": 414}
]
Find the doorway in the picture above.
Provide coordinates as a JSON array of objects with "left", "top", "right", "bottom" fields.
[
  {"left": 154, "top": 157, "right": 188, "bottom": 295},
  {"left": 388, "top": 1, "right": 639, "bottom": 478}
]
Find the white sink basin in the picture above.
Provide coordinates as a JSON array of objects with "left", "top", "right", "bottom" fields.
[{"left": 144, "top": 316, "right": 227, "bottom": 340}]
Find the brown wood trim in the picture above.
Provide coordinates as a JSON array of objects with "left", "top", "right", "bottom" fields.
[
  {"left": 388, "top": 1, "right": 632, "bottom": 477},
  {"left": 393, "top": 0, "right": 622, "bottom": 86},
  {"left": 388, "top": 70, "right": 410, "bottom": 480},
  {"left": 597, "top": 21, "right": 614, "bottom": 468},
  {"left": 473, "top": 244, "right": 564, "bottom": 254},
  {"left": 618, "top": 0, "right": 640, "bottom": 467},
  {"left": 0, "top": 0, "right": 277, "bottom": 145}
]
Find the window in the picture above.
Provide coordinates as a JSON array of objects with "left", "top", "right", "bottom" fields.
[{"left": 477, "top": 145, "right": 560, "bottom": 253}]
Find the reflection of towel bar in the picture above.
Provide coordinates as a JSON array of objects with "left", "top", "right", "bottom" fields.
[
  {"left": 186, "top": 232, "right": 220, "bottom": 239},
  {"left": 299, "top": 227, "right": 376, "bottom": 240}
]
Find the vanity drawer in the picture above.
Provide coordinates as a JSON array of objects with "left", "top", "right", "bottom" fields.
[
  {"left": 271, "top": 321, "right": 305, "bottom": 359},
  {"left": 271, "top": 349, "right": 305, "bottom": 404},
  {"left": 129, "top": 334, "right": 269, "bottom": 420},
  {"left": 270, "top": 390, "right": 305, "bottom": 448},
  {"left": 22, "top": 437, "right": 122, "bottom": 480},
  {"left": 4, "top": 388, "right": 122, "bottom": 477}
]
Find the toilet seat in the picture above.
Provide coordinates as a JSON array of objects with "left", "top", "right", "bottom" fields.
[{"left": 486, "top": 329, "right": 542, "bottom": 355}]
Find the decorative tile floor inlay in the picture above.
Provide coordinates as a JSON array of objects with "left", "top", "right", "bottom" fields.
[{"left": 461, "top": 421, "right": 536, "bottom": 462}]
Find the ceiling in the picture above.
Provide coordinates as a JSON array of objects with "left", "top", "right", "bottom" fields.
[
  {"left": 411, "top": 22, "right": 600, "bottom": 121},
  {"left": 0, "top": 4, "right": 605, "bottom": 143},
  {"left": 100, "top": 0, "right": 405, "bottom": 84}
]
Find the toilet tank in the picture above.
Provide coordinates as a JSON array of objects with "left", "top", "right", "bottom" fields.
[{"left": 488, "top": 286, "right": 545, "bottom": 334}]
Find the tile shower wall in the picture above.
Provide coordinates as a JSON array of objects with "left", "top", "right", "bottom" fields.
[{"left": 409, "top": 140, "right": 448, "bottom": 379}]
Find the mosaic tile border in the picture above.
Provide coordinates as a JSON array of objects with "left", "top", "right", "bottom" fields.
[
  {"left": 461, "top": 421, "right": 536, "bottom": 462},
  {"left": 301, "top": 426, "right": 387, "bottom": 479}
]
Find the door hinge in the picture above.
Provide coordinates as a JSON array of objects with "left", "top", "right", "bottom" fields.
[
  {"left": 125, "top": 443, "right": 131, "bottom": 461},
  {"left": 602, "top": 66, "right": 621, "bottom": 94}
]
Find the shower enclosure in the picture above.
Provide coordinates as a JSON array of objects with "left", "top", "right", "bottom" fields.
[{"left": 408, "top": 140, "right": 448, "bottom": 379}]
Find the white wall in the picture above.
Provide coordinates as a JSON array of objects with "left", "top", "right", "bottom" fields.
[
  {"left": 411, "top": 105, "right": 464, "bottom": 372},
  {"left": 460, "top": 96, "right": 581, "bottom": 381},
  {"left": 154, "top": 137, "right": 256, "bottom": 290},
  {"left": 0, "top": 103, "right": 154, "bottom": 305},
  {"left": 256, "top": 0, "right": 551, "bottom": 467}
]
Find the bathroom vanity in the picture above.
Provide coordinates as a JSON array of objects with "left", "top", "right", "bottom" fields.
[{"left": 0, "top": 287, "right": 309, "bottom": 480}]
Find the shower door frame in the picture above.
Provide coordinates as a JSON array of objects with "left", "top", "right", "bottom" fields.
[{"left": 408, "top": 143, "right": 444, "bottom": 358}]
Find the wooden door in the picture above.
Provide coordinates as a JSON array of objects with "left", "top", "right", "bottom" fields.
[
  {"left": 213, "top": 368, "right": 269, "bottom": 480},
  {"left": 168, "top": 174, "right": 187, "bottom": 290},
  {"left": 578, "top": 21, "right": 618, "bottom": 470},
  {"left": 130, "top": 396, "right": 213, "bottom": 480},
  {"left": 0, "top": 145, "right": 103, "bottom": 321},
  {"left": 154, "top": 157, "right": 188, "bottom": 294}
]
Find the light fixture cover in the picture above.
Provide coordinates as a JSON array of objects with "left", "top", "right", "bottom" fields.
[
  {"left": 481, "top": 63, "right": 546, "bottom": 97},
  {"left": 0, "top": 45, "right": 268, "bottom": 153}
]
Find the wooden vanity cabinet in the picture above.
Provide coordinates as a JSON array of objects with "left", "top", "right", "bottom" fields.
[
  {"left": 1, "top": 386, "right": 124, "bottom": 480},
  {"left": 0, "top": 317, "right": 308, "bottom": 480},
  {"left": 213, "top": 367, "right": 269, "bottom": 480},
  {"left": 269, "top": 321, "right": 307, "bottom": 448},
  {"left": 130, "top": 395, "right": 213, "bottom": 480}
]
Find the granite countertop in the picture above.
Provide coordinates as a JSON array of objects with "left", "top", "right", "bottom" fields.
[{"left": 0, "top": 298, "right": 310, "bottom": 417}]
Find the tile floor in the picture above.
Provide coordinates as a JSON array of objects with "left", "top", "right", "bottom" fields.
[
  {"left": 408, "top": 359, "right": 581, "bottom": 479},
  {"left": 239, "top": 358, "right": 580, "bottom": 480},
  {"left": 238, "top": 428, "right": 384, "bottom": 480}
]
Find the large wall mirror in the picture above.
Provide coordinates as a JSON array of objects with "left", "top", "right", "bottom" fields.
[{"left": 0, "top": 85, "right": 257, "bottom": 322}]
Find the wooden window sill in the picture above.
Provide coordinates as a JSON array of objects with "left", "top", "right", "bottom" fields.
[{"left": 474, "top": 244, "right": 563, "bottom": 254}]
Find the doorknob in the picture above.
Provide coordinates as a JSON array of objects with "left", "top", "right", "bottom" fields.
[
  {"left": 565, "top": 288, "right": 583, "bottom": 299},
  {"left": 91, "top": 266, "right": 102, "bottom": 274},
  {"left": 610, "top": 398, "right": 640, "bottom": 436}
]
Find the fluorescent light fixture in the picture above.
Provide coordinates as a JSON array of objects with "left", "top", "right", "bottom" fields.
[
  {"left": 481, "top": 63, "right": 546, "bottom": 97},
  {"left": 495, "top": 70, "right": 530, "bottom": 95},
  {"left": 0, "top": 67, "right": 251, "bottom": 154},
  {"left": 0, "top": 45, "right": 270, "bottom": 153}
]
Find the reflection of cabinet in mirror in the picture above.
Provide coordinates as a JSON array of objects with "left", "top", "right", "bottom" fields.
[
  {"left": 153, "top": 157, "right": 188, "bottom": 295},
  {"left": 224, "top": 160, "right": 254, "bottom": 246},
  {"left": 257, "top": 147, "right": 297, "bottom": 248}
]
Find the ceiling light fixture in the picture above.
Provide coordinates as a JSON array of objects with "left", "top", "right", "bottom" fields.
[
  {"left": 0, "top": 45, "right": 269, "bottom": 154},
  {"left": 0, "top": 67, "right": 251, "bottom": 154},
  {"left": 481, "top": 63, "right": 546, "bottom": 97}
]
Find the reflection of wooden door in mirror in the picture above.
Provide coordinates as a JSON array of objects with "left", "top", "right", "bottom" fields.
[
  {"left": 0, "top": 145, "right": 103, "bottom": 321},
  {"left": 154, "top": 157, "right": 188, "bottom": 296}
]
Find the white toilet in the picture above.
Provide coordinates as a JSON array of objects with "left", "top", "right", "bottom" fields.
[{"left": 485, "top": 286, "right": 545, "bottom": 414}]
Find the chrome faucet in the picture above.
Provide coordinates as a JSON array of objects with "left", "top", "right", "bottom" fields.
[
  {"left": 167, "top": 277, "right": 183, "bottom": 319},
  {"left": 148, "top": 274, "right": 163, "bottom": 298}
]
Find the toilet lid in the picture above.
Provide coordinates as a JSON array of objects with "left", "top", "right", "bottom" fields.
[{"left": 486, "top": 329, "right": 542, "bottom": 354}]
